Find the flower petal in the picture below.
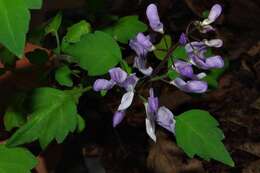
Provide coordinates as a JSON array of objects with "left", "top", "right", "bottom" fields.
[
  {"left": 134, "top": 56, "right": 153, "bottom": 76},
  {"left": 117, "top": 91, "right": 134, "bottom": 111},
  {"left": 156, "top": 106, "right": 175, "bottom": 133},
  {"left": 113, "top": 111, "right": 126, "bottom": 127},
  {"left": 109, "top": 67, "right": 128, "bottom": 84},
  {"left": 171, "top": 77, "right": 208, "bottom": 93},
  {"left": 121, "top": 74, "right": 139, "bottom": 92},
  {"left": 179, "top": 33, "right": 188, "bottom": 45},
  {"left": 146, "top": 4, "right": 164, "bottom": 33},
  {"left": 136, "top": 33, "right": 155, "bottom": 51},
  {"left": 148, "top": 88, "right": 159, "bottom": 113},
  {"left": 173, "top": 60, "right": 194, "bottom": 78},
  {"left": 203, "top": 39, "right": 223, "bottom": 48},
  {"left": 205, "top": 55, "right": 224, "bottom": 68},
  {"left": 202, "top": 4, "right": 222, "bottom": 25},
  {"left": 144, "top": 103, "right": 156, "bottom": 142},
  {"left": 93, "top": 79, "right": 115, "bottom": 91}
]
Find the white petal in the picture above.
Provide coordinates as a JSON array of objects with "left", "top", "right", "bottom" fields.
[
  {"left": 117, "top": 91, "right": 134, "bottom": 111},
  {"left": 146, "top": 118, "right": 157, "bottom": 142}
]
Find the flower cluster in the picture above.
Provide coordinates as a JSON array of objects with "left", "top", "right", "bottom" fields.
[
  {"left": 170, "top": 4, "right": 224, "bottom": 93},
  {"left": 93, "top": 3, "right": 225, "bottom": 142}
]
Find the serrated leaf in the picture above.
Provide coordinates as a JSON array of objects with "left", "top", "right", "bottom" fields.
[
  {"left": 0, "top": 144, "right": 37, "bottom": 173},
  {"left": 63, "top": 31, "right": 122, "bottom": 76},
  {"left": 25, "top": 0, "right": 42, "bottom": 9},
  {"left": 7, "top": 87, "right": 81, "bottom": 149},
  {"left": 0, "top": 0, "right": 30, "bottom": 57},
  {"left": 154, "top": 35, "right": 172, "bottom": 60},
  {"left": 45, "top": 12, "right": 62, "bottom": 35},
  {"left": 175, "top": 110, "right": 234, "bottom": 167},
  {"left": 103, "top": 15, "right": 147, "bottom": 44},
  {"left": 55, "top": 65, "right": 73, "bottom": 87}
]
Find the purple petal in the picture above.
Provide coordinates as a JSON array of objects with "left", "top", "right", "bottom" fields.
[
  {"left": 148, "top": 88, "right": 159, "bottom": 113},
  {"left": 185, "top": 41, "right": 206, "bottom": 54},
  {"left": 156, "top": 106, "right": 175, "bottom": 133},
  {"left": 202, "top": 4, "right": 222, "bottom": 25},
  {"left": 205, "top": 55, "right": 224, "bottom": 68},
  {"left": 200, "top": 25, "right": 215, "bottom": 33},
  {"left": 146, "top": 4, "right": 164, "bottom": 33},
  {"left": 121, "top": 74, "right": 139, "bottom": 91},
  {"left": 134, "top": 56, "right": 153, "bottom": 76},
  {"left": 109, "top": 67, "right": 128, "bottom": 84},
  {"left": 113, "top": 111, "right": 126, "bottom": 127},
  {"left": 136, "top": 33, "right": 155, "bottom": 51},
  {"left": 203, "top": 39, "right": 223, "bottom": 48},
  {"left": 179, "top": 33, "right": 188, "bottom": 45},
  {"left": 93, "top": 79, "right": 115, "bottom": 91},
  {"left": 170, "top": 77, "right": 208, "bottom": 93},
  {"left": 173, "top": 60, "right": 194, "bottom": 78},
  {"left": 129, "top": 38, "right": 148, "bottom": 57},
  {"left": 117, "top": 91, "right": 134, "bottom": 111}
]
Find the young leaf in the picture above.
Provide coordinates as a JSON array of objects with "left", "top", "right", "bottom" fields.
[
  {"left": 7, "top": 87, "right": 81, "bottom": 149},
  {"left": 172, "top": 46, "right": 188, "bottom": 61},
  {"left": 55, "top": 65, "right": 73, "bottom": 87},
  {"left": 63, "top": 31, "right": 122, "bottom": 76},
  {"left": 45, "top": 12, "right": 62, "bottom": 36},
  {"left": 0, "top": 144, "right": 37, "bottom": 173},
  {"left": 0, "top": 0, "right": 30, "bottom": 57},
  {"left": 175, "top": 110, "right": 234, "bottom": 167},
  {"left": 25, "top": 0, "right": 42, "bottom": 9},
  {"left": 103, "top": 15, "right": 147, "bottom": 44},
  {"left": 153, "top": 35, "right": 172, "bottom": 60}
]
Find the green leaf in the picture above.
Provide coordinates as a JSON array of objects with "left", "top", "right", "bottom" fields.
[
  {"left": 25, "top": 0, "right": 42, "bottom": 9},
  {"left": 175, "top": 110, "right": 234, "bottom": 167},
  {"left": 0, "top": 0, "right": 30, "bottom": 57},
  {"left": 167, "top": 58, "right": 179, "bottom": 80},
  {"left": 203, "top": 75, "right": 218, "bottom": 89},
  {"left": 0, "top": 144, "right": 37, "bottom": 173},
  {"left": 0, "top": 47, "right": 17, "bottom": 67},
  {"left": 7, "top": 87, "right": 81, "bottom": 149},
  {"left": 4, "top": 107, "right": 26, "bottom": 132},
  {"left": 76, "top": 115, "right": 85, "bottom": 133},
  {"left": 120, "top": 59, "right": 132, "bottom": 74},
  {"left": 154, "top": 35, "right": 172, "bottom": 60},
  {"left": 55, "top": 65, "right": 73, "bottom": 87},
  {"left": 63, "top": 31, "right": 122, "bottom": 76},
  {"left": 45, "top": 12, "right": 62, "bottom": 35},
  {"left": 172, "top": 46, "right": 188, "bottom": 61},
  {"left": 64, "top": 20, "right": 91, "bottom": 43},
  {"left": 103, "top": 15, "right": 147, "bottom": 44},
  {"left": 26, "top": 49, "right": 48, "bottom": 65}
]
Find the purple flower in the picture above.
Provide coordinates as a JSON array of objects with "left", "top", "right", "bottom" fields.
[
  {"left": 93, "top": 79, "right": 115, "bottom": 91},
  {"left": 145, "top": 88, "right": 175, "bottom": 142},
  {"left": 120, "top": 74, "right": 139, "bottom": 92},
  {"left": 129, "top": 33, "right": 155, "bottom": 57},
  {"left": 146, "top": 4, "right": 164, "bottom": 33},
  {"left": 170, "top": 77, "right": 208, "bottom": 93},
  {"left": 109, "top": 67, "right": 128, "bottom": 84},
  {"left": 202, "top": 4, "right": 222, "bottom": 26},
  {"left": 179, "top": 33, "right": 188, "bottom": 45},
  {"left": 173, "top": 60, "right": 194, "bottom": 78},
  {"left": 134, "top": 56, "right": 153, "bottom": 76},
  {"left": 113, "top": 111, "right": 126, "bottom": 127},
  {"left": 197, "top": 4, "right": 222, "bottom": 33},
  {"left": 203, "top": 39, "right": 223, "bottom": 48},
  {"left": 185, "top": 41, "right": 224, "bottom": 70}
]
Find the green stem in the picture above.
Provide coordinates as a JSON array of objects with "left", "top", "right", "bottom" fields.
[{"left": 55, "top": 32, "right": 61, "bottom": 55}]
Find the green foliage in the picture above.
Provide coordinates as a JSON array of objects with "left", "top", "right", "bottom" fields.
[
  {"left": 167, "top": 58, "right": 180, "bottom": 80},
  {"left": 63, "top": 31, "right": 122, "bottom": 76},
  {"left": 172, "top": 46, "right": 188, "bottom": 61},
  {"left": 103, "top": 16, "right": 147, "bottom": 44},
  {"left": 0, "top": 0, "right": 30, "bottom": 57},
  {"left": 0, "top": 144, "right": 37, "bottom": 173},
  {"left": 153, "top": 35, "right": 172, "bottom": 60},
  {"left": 0, "top": 47, "right": 17, "bottom": 67},
  {"left": 25, "top": 0, "right": 42, "bottom": 9},
  {"left": 26, "top": 49, "right": 48, "bottom": 65},
  {"left": 45, "top": 12, "right": 62, "bottom": 36},
  {"left": 55, "top": 65, "right": 73, "bottom": 87},
  {"left": 76, "top": 115, "right": 85, "bottom": 133},
  {"left": 175, "top": 110, "right": 234, "bottom": 167},
  {"left": 7, "top": 87, "right": 83, "bottom": 149}
]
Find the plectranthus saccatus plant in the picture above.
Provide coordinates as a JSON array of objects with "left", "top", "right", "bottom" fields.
[{"left": 0, "top": 1, "right": 234, "bottom": 172}]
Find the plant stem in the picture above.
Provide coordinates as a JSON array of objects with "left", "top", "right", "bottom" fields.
[{"left": 55, "top": 32, "right": 61, "bottom": 55}]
